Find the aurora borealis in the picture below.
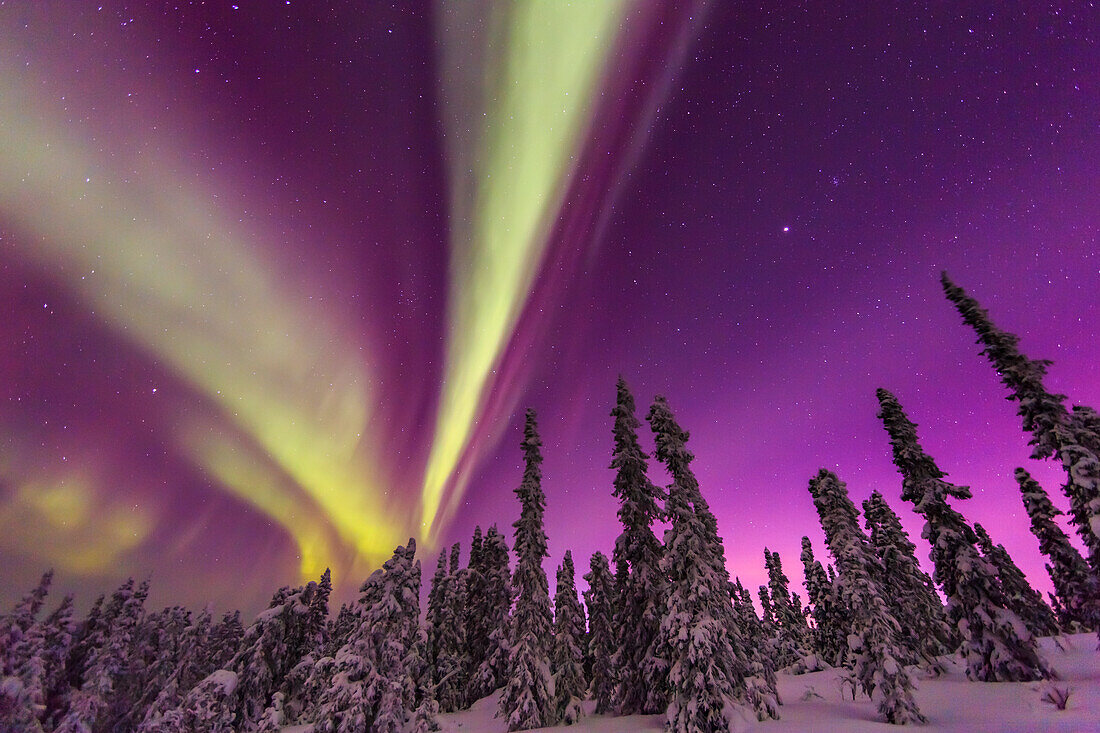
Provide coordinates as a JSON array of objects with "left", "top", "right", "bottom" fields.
[{"left": 1, "top": 2, "right": 1096, "bottom": 614}]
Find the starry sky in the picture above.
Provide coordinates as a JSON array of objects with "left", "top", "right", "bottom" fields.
[{"left": 1, "top": 1, "right": 1097, "bottom": 615}]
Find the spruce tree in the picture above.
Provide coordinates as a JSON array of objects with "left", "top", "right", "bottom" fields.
[
  {"left": 862, "top": 490, "right": 955, "bottom": 663},
  {"left": 139, "top": 669, "right": 238, "bottom": 733},
  {"left": 499, "top": 409, "right": 554, "bottom": 731},
  {"left": 942, "top": 273, "right": 1100, "bottom": 572},
  {"left": 551, "top": 551, "right": 587, "bottom": 725},
  {"left": 800, "top": 537, "right": 847, "bottom": 666},
  {"left": 308, "top": 569, "right": 332, "bottom": 654},
  {"left": 210, "top": 611, "right": 243, "bottom": 672},
  {"left": 0, "top": 577, "right": 63, "bottom": 733},
  {"left": 410, "top": 624, "right": 443, "bottom": 733},
  {"left": 433, "top": 544, "right": 468, "bottom": 712},
  {"left": 764, "top": 548, "right": 812, "bottom": 670},
  {"left": 758, "top": 585, "right": 775, "bottom": 633},
  {"left": 464, "top": 526, "right": 490, "bottom": 684},
  {"left": 648, "top": 396, "right": 754, "bottom": 731},
  {"left": 1016, "top": 467, "right": 1095, "bottom": 629},
  {"left": 973, "top": 523, "right": 1059, "bottom": 637},
  {"left": 426, "top": 551, "right": 448, "bottom": 690},
  {"left": 206, "top": 581, "right": 326, "bottom": 728},
  {"left": 608, "top": 376, "right": 667, "bottom": 715},
  {"left": 470, "top": 525, "right": 511, "bottom": 702},
  {"left": 582, "top": 551, "right": 615, "bottom": 714},
  {"left": 0, "top": 569, "right": 53, "bottom": 663},
  {"left": 731, "top": 579, "right": 781, "bottom": 719},
  {"left": 309, "top": 539, "right": 426, "bottom": 733},
  {"left": 808, "top": 469, "right": 925, "bottom": 724},
  {"left": 138, "top": 608, "right": 216, "bottom": 731},
  {"left": 327, "top": 605, "right": 355, "bottom": 659},
  {"left": 37, "top": 594, "right": 76, "bottom": 729},
  {"left": 877, "top": 387, "right": 1053, "bottom": 682},
  {"left": 57, "top": 578, "right": 149, "bottom": 733}
]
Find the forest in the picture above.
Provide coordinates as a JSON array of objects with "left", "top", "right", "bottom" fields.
[{"left": 1, "top": 273, "right": 1097, "bottom": 732}]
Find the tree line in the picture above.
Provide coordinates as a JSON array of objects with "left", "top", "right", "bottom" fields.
[{"left": 1, "top": 273, "right": 1097, "bottom": 732}]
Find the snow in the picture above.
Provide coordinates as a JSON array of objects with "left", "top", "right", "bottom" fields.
[
  {"left": 431, "top": 634, "right": 1099, "bottom": 733},
  {"left": 206, "top": 669, "right": 238, "bottom": 695}
]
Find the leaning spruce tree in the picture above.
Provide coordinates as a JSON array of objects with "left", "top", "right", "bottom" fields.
[
  {"left": 862, "top": 490, "right": 955, "bottom": 664},
  {"left": 876, "top": 388, "right": 1053, "bottom": 682},
  {"left": 648, "top": 396, "right": 754, "bottom": 731},
  {"left": 551, "top": 551, "right": 587, "bottom": 725},
  {"left": 1016, "top": 467, "right": 1096, "bottom": 630},
  {"left": 972, "top": 523, "right": 1060, "bottom": 638},
  {"left": 499, "top": 409, "right": 554, "bottom": 731},
  {"left": 941, "top": 272, "right": 1100, "bottom": 572},
  {"left": 608, "top": 376, "right": 667, "bottom": 716},
  {"left": 808, "top": 470, "right": 925, "bottom": 725}
]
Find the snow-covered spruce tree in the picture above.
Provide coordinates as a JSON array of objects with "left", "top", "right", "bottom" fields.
[
  {"left": 648, "top": 395, "right": 756, "bottom": 731},
  {"left": 47, "top": 592, "right": 104, "bottom": 727},
  {"left": 972, "top": 523, "right": 1059, "bottom": 637},
  {"left": 435, "top": 543, "right": 469, "bottom": 712},
  {"left": 499, "top": 409, "right": 555, "bottom": 731},
  {"left": 582, "top": 551, "right": 615, "bottom": 714},
  {"left": 327, "top": 604, "right": 356, "bottom": 658},
  {"left": 206, "top": 581, "right": 323, "bottom": 728},
  {"left": 426, "top": 550, "right": 448, "bottom": 685},
  {"left": 608, "top": 376, "right": 667, "bottom": 716},
  {"left": 111, "top": 604, "right": 192, "bottom": 730},
  {"left": 0, "top": 572, "right": 62, "bottom": 732},
  {"left": 877, "top": 387, "right": 1053, "bottom": 682},
  {"left": 308, "top": 569, "right": 332, "bottom": 654},
  {"left": 464, "top": 526, "right": 490, "bottom": 685},
  {"left": 551, "top": 551, "right": 587, "bottom": 725},
  {"left": 730, "top": 579, "right": 780, "bottom": 720},
  {"left": 278, "top": 569, "right": 339, "bottom": 723},
  {"left": 862, "top": 490, "right": 955, "bottom": 664},
  {"left": 207, "top": 610, "right": 243, "bottom": 670},
  {"left": 0, "top": 579, "right": 66, "bottom": 733},
  {"left": 0, "top": 569, "right": 53, "bottom": 664},
  {"left": 309, "top": 539, "right": 428, "bottom": 733},
  {"left": 942, "top": 272, "right": 1100, "bottom": 572},
  {"left": 800, "top": 537, "right": 847, "bottom": 667},
  {"left": 26, "top": 593, "right": 76, "bottom": 730},
  {"left": 470, "top": 524, "right": 511, "bottom": 702},
  {"left": 758, "top": 585, "right": 775, "bottom": 634},
  {"left": 137, "top": 607, "right": 217, "bottom": 731},
  {"left": 764, "top": 548, "right": 812, "bottom": 670},
  {"left": 56, "top": 578, "right": 150, "bottom": 733},
  {"left": 146, "top": 668, "right": 239, "bottom": 733},
  {"left": 406, "top": 618, "right": 442, "bottom": 733},
  {"left": 808, "top": 469, "right": 925, "bottom": 724},
  {"left": 1017, "top": 467, "right": 1095, "bottom": 630}
]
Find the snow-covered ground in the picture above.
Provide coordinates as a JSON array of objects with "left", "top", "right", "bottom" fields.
[{"left": 438, "top": 633, "right": 1099, "bottom": 732}]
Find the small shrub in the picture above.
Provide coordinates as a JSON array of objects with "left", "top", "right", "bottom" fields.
[
  {"left": 800, "top": 686, "right": 824, "bottom": 702},
  {"left": 1041, "top": 685, "right": 1072, "bottom": 711}
]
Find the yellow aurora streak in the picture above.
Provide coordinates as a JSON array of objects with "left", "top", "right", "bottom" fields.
[
  {"left": 422, "top": 0, "right": 629, "bottom": 535},
  {"left": 0, "top": 56, "right": 400, "bottom": 580}
]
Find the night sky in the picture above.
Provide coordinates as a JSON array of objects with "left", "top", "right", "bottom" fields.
[{"left": 1, "top": 1, "right": 1096, "bottom": 615}]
